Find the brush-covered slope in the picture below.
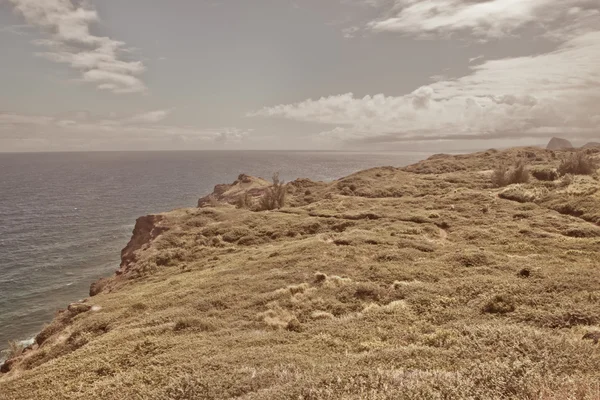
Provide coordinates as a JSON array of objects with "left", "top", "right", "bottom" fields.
[{"left": 1, "top": 147, "right": 600, "bottom": 399}]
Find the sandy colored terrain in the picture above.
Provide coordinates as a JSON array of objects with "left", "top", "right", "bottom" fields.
[{"left": 1, "top": 147, "right": 599, "bottom": 399}]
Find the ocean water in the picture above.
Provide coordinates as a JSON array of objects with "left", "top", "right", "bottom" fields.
[{"left": 0, "top": 151, "right": 429, "bottom": 350}]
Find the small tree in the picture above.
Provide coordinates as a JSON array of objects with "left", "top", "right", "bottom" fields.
[{"left": 258, "top": 173, "right": 286, "bottom": 211}]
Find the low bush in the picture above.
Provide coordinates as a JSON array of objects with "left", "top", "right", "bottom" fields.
[
  {"left": 491, "top": 160, "right": 530, "bottom": 187},
  {"left": 482, "top": 295, "right": 515, "bottom": 314},
  {"left": 235, "top": 192, "right": 253, "bottom": 209},
  {"left": 531, "top": 168, "right": 558, "bottom": 181},
  {"left": 558, "top": 152, "right": 598, "bottom": 176}
]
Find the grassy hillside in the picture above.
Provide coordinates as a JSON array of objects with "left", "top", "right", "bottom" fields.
[{"left": 1, "top": 147, "right": 600, "bottom": 399}]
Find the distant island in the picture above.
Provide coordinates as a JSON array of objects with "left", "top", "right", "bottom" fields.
[
  {"left": 1, "top": 144, "right": 599, "bottom": 399},
  {"left": 547, "top": 136, "right": 600, "bottom": 150}
]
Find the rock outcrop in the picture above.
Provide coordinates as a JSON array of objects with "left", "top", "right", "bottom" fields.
[
  {"left": 88, "top": 214, "right": 168, "bottom": 297},
  {"left": 120, "top": 215, "right": 168, "bottom": 270},
  {"left": 197, "top": 174, "right": 272, "bottom": 207},
  {"left": 546, "top": 137, "right": 573, "bottom": 150},
  {"left": 582, "top": 142, "right": 600, "bottom": 149}
]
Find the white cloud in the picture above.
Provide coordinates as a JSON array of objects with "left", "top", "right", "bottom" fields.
[
  {"left": 0, "top": 111, "right": 252, "bottom": 151},
  {"left": 7, "top": 0, "right": 146, "bottom": 93},
  {"left": 128, "top": 110, "right": 172, "bottom": 124},
  {"left": 250, "top": 30, "right": 600, "bottom": 143},
  {"left": 367, "top": 0, "right": 599, "bottom": 40},
  {"left": 0, "top": 24, "right": 30, "bottom": 35}
]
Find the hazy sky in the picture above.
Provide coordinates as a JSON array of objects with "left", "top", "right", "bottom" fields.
[{"left": 0, "top": 0, "right": 599, "bottom": 152}]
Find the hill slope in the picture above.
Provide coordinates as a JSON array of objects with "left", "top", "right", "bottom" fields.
[{"left": 1, "top": 147, "right": 600, "bottom": 399}]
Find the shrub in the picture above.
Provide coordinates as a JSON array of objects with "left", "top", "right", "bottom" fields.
[
  {"left": 314, "top": 272, "right": 328, "bottom": 284},
  {"left": 557, "top": 152, "right": 598, "bottom": 176},
  {"left": 531, "top": 168, "right": 558, "bottom": 182},
  {"left": 560, "top": 173, "right": 574, "bottom": 187},
  {"left": 491, "top": 164, "right": 509, "bottom": 187},
  {"left": 509, "top": 160, "right": 530, "bottom": 184},
  {"left": 173, "top": 318, "right": 217, "bottom": 332},
  {"left": 258, "top": 173, "right": 286, "bottom": 211},
  {"left": 491, "top": 160, "right": 530, "bottom": 187},
  {"left": 235, "top": 192, "right": 253, "bottom": 209},
  {"left": 3, "top": 341, "right": 24, "bottom": 360},
  {"left": 206, "top": 195, "right": 219, "bottom": 207},
  {"left": 482, "top": 295, "right": 515, "bottom": 314}
]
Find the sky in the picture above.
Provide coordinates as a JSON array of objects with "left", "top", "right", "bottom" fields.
[{"left": 0, "top": 0, "right": 599, "bottom": 152}]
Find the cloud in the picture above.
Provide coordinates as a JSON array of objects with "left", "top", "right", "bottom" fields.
[
  {"left": 0, "top": 111, "right": 252, "bottom": 151},
  {"left": 129, "top": 110, "right": 172, "bottom": 124},
  {"left": 367, "top": 0, "right": 599, "bottom": 40},
  {"left": 0, "top": 24, "right": 30, "bottom": 35},
  {"left": 250, "top": 30, "right": 600, "bottom": 144},
  {"left": 7, "top": 0, "right": 146, "bottom": 93}
]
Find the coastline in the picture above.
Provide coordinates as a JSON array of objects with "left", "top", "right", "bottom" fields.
[
  {"left": 2, "top": 146, "right": 600, "bottom": 399},
  {"left": 1, "top": 151, "right": 427, "bottom": 352}
]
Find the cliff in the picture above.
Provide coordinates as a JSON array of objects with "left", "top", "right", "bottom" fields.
[{"left": 1, "top": 147, "right": 600, "bottom": 399}]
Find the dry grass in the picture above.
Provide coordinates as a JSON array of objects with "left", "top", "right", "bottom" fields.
[{"left": 1, "top": 146, "right": 600, "bottom": 399}]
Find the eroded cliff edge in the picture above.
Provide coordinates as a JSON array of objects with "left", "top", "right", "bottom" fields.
[{"left": 1, "top": 147, "right": 600, "bottom": 399}]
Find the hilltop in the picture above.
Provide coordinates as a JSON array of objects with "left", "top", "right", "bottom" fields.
[
  {"left": 1, "top": 146, "right": 600, "bottom": 399},
  {"left": 546, "top": 137, "right": 574, "bottom": 150}
]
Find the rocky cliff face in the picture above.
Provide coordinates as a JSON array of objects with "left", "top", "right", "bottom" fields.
[
  {"left": 120, "top": 215, "right": 168, "bottom": 270},
  {"left": 197, "top": 174, "right": 272, "bottom": 207},
  {"left": 546, "top": 137, "right": 574, "bottom": 150},
  {"left": 89, "top": 214, "right": 168, "bottom": 297}
]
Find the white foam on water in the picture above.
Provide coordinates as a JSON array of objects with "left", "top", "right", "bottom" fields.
[
  {"left": 18, "top": 337, "right": 35, "bottom": 347},
  {"left": 0, "top": 337, "right": 35, "bottom": 365}
]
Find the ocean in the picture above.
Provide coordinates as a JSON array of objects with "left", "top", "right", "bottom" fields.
[{"left": 0, "top": 150, "right": 429, "bottom": 352}]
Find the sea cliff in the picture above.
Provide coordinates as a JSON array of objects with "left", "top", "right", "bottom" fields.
[{"left": 1, "top": 147, "right": 600, "bottom": 399}]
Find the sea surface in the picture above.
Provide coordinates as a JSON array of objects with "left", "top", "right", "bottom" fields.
[{"left": 0, "top": 150, "right": 430, "bottom": 353}]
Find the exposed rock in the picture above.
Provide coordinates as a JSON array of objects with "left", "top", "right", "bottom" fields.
[
  {"left": 120, "top": 215, "right": 168, "bottom": 270},
  {"left": 67, "top": 303, "right": 92, "bottom": 315},
  {"left": 582, "top": 142, "right": 600, "bottom": 149},
  {"left": 89, "top": 277, "right": 110, "bottom": 297},
  {"left": 88, "top": 215, "right": 168, "bottom": 297},
  {"left": 1, "top": 357, "right": 18, "bottom": 373},
  {"left": 546, "top": 137, "right": 573, "bottom": 150},
  {"left": 197, "top": 174, "right": 272, "bottom": 207}
]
